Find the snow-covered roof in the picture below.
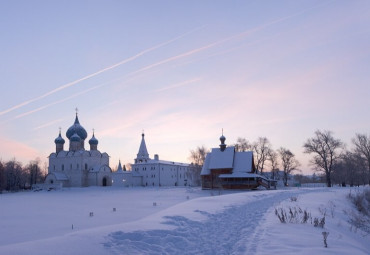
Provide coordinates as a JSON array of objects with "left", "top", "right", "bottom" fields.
[
  {"left": 233, "top": 151, "right": 254, "bottom": 173},
  {"left": 150, "top": 159, "right": 189, "bottom": 166},
  {"left": 133, "top": 159, "right": 189, "bottom": 167},
  {"left": 219, "top": 173, "right": 261, "bottom": 178},
  {"left": 51, "top": 172, "right": 69, "bottom": 181},
  {"left": 201, "top": 147, "right": 255, "bottom": 176},
  {"left": 208, "top": 146, "right": 235, "bottom": 169},
  {"left": 200, "top": 153, "right": 211, "bottom": 175}
]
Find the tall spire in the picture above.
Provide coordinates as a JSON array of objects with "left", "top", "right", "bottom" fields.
[
  {"left": 74, "top": 108, "right": 80, "bottom": 124},
  {"left": 135, "top": 132, "right": 150, "bottom": 163},
  {"left": 117, "top": 160, "right": 123, "bottom": 172}
]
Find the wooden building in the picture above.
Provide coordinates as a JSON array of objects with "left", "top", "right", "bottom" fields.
[{"left": 201, "top": 134, "right": 276, "bottom": 190}]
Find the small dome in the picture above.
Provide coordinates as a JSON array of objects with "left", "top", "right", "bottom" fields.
[
  {"left": 220, "top": 134, "right": 226, "bottom": 144},
  {"left": 89, "top": 133, "right": 98, "bottom": 145},
  {"left": 54, "top": 131, "right": 65, "bottom": 144},
  {"left": 70, "top": 132, "right": 81, "bottom": 142},
  {"left": 66, "top": 114, "right": 87, "bottom": 140}
]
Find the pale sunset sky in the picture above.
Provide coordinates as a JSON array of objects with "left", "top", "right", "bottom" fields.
[{"left": 0, "top": 0, "right": 369, "bottom": 174}]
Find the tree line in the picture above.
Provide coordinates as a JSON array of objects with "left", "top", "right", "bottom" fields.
[
  {"left": 0, "top": 158, "right": 46, "bottom": 192},
  {"left": 189, "top": 130, "right": 370, "bottom": 187}
]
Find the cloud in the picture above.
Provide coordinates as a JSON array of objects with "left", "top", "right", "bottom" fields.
[{"left": 0, "top": 26, "right": 205, "bottom": 117}]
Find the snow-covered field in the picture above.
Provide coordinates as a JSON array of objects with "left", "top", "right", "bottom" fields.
[{"left": 0, "top": 186, "right": 368, "bottom": 254}]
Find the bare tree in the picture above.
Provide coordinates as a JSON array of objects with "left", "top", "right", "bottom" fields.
[
  {"left": 189, "top": 145, "right": 208, "bottom": 166},
  {"left": 294, "top": 174, "right": 312, "bottom": 184},
  {"left": 352, "top": 133, "right": 370, "bottom": 185},
  {"left": 188, "top": 146, "right": 209, "bottom": 186},
  {"left": 333, "top": 151, "right": 364, "bottom": 186},
  {"left": 25, "top": 158, "right": 44, "bottom": 186},
  {"left": 4, "top": 159, "right": 26, "bottom": 191},
  {"left": 125, "top": 163, "right": 131, "bottom": 171},
  {"left": 234, "top": 137, "right": 251, "bottom": 152},
  {"left": 252, "top": 137, "right": 272, "bottom": 174},
  {"left": 267, "top": 149, "right": 279, "bottom": 180},
  {"left": 278, "top": 147, "right": 300, "bottom": 186},
  {"left": 0, "top": 160, "right": 5, "bottom": 192},
  {"left": 303, "top": 130, "right": 343, "bottom": 187}
]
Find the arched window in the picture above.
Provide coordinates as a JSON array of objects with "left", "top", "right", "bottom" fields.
[{"left": 85, "top": 163, "right": 88, "bottom": 170}]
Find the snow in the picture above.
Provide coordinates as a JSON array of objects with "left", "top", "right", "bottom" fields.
[
  {"left": 208, "top": 147, "right": 235, "bottom": 169},
  {"left": 233, "top": 151, "right": 254, "bottom": 173},
  {"left": 219, "top": 173, "right": 261, "bottom": 178},
  {"left": 0, "top": 186, "right": 368, "bottom": 254},
  {"left": 50, "top": 171, "right": 69, "bottom": 180}
]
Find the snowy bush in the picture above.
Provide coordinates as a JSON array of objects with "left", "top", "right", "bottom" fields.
[
  {"left": 290, "top": 196, "right": 298, "bottom": 202},
  {"left": 313, "top": 216, "right": 325, "bottom": 228},
  {"left": 348, "top": 188, "right": 370, "bottom": 217},
  {"left": 322, "top": 231, "right": 329, "bottom": 248},
  {"left": 328, "top": 200, "right": 336, "bottom": 218},
  {"left": 274, "top": 207, "right": 311, "bottom": 224},
  {"left": 318, "top": 205, "right": 327, "bottom": 217},
  {"left": 346, "top": 188, "right": 370, "bottom": 234}
]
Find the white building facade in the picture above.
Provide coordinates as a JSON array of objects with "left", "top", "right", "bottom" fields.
[
  {"left": 113, "top": 133, "right": 196, "bottom": 187},
  {"left": 45, "top": 113, "right": 112, "bottom": 187}
]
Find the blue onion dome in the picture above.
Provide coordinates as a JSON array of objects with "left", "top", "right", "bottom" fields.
[
  {"left": 54, "top": 131, "right": 65, "bottom": 144},
  {"left": 70, "top": 132, "right": 81, "bottom": 142},
  {"left": 89, "top": 132, "right": 99, "bottom": 145},
  {"left": 66, "top": 114, "right": 87, "bottom": 140}
]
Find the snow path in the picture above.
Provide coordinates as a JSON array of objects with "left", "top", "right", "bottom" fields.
[{"left": 104, "top": 189, "right": 316, "bottom": 254}]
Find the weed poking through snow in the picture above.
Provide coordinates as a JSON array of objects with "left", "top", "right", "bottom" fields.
[{"left": 322, "top": 231, "right": 329, "bottom": 248}]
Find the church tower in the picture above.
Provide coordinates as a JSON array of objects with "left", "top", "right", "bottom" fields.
[
  {"left": 54, "top": 129, "right": 65, "bottom": 153},
  {"left": 135, "top": 132, "right": 150, "bottom": 163},
  {"left": 89, "top": 131, "right": 99, "bottom": 151}
]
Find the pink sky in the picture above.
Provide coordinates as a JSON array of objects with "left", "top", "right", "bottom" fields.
[{"left": 0, "top": 1, "right": 369, "bottom": 174}]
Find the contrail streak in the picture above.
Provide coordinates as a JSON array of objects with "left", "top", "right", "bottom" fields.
[
  {"left": 155, "top": 78, "right": 201, "bottom": 92},
  {"left": 33, "top": 119, "right": 63, "bottom": 130},
  {"left": 125, "top": 2, "right": 330, "bottom": 78},
  {"left": 0, "top": 26, "right": 205, "bottom": 117},
  {"left": 13, "top": 85, "right": 103, "bottom": 120}
]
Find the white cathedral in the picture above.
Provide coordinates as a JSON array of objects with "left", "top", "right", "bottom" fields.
[
  {"left": 45, "top": 113, "right": 112, "bottom": 187},
  {"left": 45, "top": 113, "right": 196, "bottom": 188}
]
